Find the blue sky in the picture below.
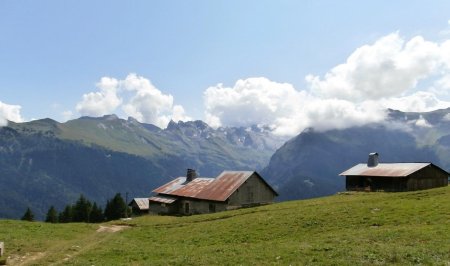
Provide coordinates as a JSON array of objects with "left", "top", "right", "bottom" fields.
[{"left": 1, "top": 1, "right": 450, "bottom": 135}]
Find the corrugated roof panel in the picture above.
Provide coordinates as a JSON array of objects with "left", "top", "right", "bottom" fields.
[
  {"left": 130, "top": 198, "right": 149, "bottom": 210},
  {"left": 195, "top": 171, "right": 254, "bottom": 201},
  {"left": 152, "top": 177, "right": 185, "bottom": 194},
  {"left": 169, "top": 178, "right": 215, "bottom": 198},
  {"left": 340, "top": 163, "right": 431, "bottom": 177},
  {"left": 149, "top": 195, "right": 177, "bottom": 204}
]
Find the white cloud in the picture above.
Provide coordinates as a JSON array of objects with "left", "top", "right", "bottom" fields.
[
  {"left": 203, "top": 33, "right": 450, "bottom": 136},
  {"left": 61, "top": 110, "right": 74, "bottom": 122},
  {"left": 443, "top": 113, "right": 450, "bottom": 121},
  {"left": 171, "top": 105, "right": 191, "bottom": 123},
  {"left": 307, "top": 33, "right": 442, "bottom": 102},
  {"left": 204, "top": 77, "right": 386, "bottom": 136},
  {"left": 121, "top": 74, "right": 178, "bottom": 127},
  {"left": 76, "top": 77, "right": 122, "bottom": 116},
  {"left": 414, "top": 115, "right": 432, "bottom": 128},
  {"left": 204, "top": 78, "right": 307, "bottom": 135},
  {"left": 379, "top": 91, "right": 450, "bottom": 112},
  {"left": 0, "top": 101, "right": 24, "bottom": 126},
  {"left": 75, "top": 74, "right": 190, "bottom": 128},
  {"left": 301, "top": 99, "right": 386, "bottom": 132}
]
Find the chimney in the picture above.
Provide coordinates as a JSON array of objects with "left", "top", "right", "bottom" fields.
[
  {"left": 367, "top": 152, "right": 379, "bottom": 167},
  {"left": 186, "top": 169, "right": 197, "bottom": 183}
]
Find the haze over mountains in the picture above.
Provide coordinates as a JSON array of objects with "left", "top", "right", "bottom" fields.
[{"left": 1, "top": 108, "right": 450, "bottom": 219}]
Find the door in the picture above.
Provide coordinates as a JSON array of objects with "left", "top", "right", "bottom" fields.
[{"left": 184, "top": 202, "right": 190, "bottom": 214}]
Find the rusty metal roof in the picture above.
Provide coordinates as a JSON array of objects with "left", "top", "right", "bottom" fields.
[
  {"left": 152, "top": 171, "right": 276, "bottom": 202},
  {"left": 168, "top": 178, "right": 215, "bottom": 198},
  {"left": 149, "top": 195, "right": 177, "bottom": 204},
  {"left": 129, "top": 198, "right": 149, "bottom": 210},
  {"left": 340, "top": 163, "right": 432, "bottom": 177},
  {"left": 153, "top": 177, "right": 214, "bottom": 197},
  {"left": 195, "top": 171, "right": 254, "bottom": 201}
]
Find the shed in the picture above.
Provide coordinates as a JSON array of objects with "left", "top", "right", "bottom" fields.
[
  {"left": 149, "top": 169, "right": 278, "bottom": 215},
  {"left": 340, "top": 153, "right": 449, "bottom": 192},
  {"left": 128, "top": 198, "right": 149, "bottom": 215}
]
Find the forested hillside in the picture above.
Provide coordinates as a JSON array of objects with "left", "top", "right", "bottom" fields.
[{"left": 0, "top": 115, "right": 284, "bottom": 219}]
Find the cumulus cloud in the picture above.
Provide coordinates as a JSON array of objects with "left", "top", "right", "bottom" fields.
[
  {"left": 0, "top": 101, "right": 24, "bottom": 126},
  {"left": 307, "top": 33, "right": 443, "bottom": 101},
  {"left": 204, "top": 33, "right": 450, "bottom": 136},
  {"left": 75, "top": 74, "right": 190, "bottom": 128},
  {"left": 76, "top": 77, "right": 122, "bottom": 117},
  {"left": 121, "top": 74, "right": 191, "bottom": 127},
  {"left": 379, "top": 91, "right": 450, "bottom": 112},
  {"left": 204, "top": 78, "right": 305, "bottom": 130},
  {"left": 204, "top": 78, "right": 386, "bottom": 136}
]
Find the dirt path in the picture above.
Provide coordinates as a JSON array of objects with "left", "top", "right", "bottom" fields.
[
  {"left": 8, "top": 224, "right": 131, "bottom": 266},
  {"left": 96, "top": 225, "right": 130, "bottom": 233},
  {"left": 7, "top": 252, "right": 46, "bottom": 266}
]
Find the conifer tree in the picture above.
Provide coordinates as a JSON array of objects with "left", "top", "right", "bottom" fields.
[
  {"left": 90, "top": 202, "right": 104, "bottom": 223},
  {"left": 73, "top": 194, "right": 92, "bottom": 222},
  {"left": 21, "top": 207, "right": 34, "bottom": 221},
  {"left": 45, "top": 206, "right": 58, "bottom": 223},
  {"left": 59, "top": 205, "right": 73, "bottom": 223},
  {"left": 104, "top": 193, "right": 127, "bottom": 221}
]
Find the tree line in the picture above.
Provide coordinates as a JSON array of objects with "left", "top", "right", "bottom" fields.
[{"left": 21, "top": 193, "right": 131, "bottom": 223}]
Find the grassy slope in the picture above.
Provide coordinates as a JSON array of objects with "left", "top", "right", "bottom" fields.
[{"left": 1, "top": 186, "right": 449, "bottom": 265}]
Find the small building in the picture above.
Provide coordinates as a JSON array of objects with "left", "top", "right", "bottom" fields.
[
  {"left": 340, "top": 153, "right": 449, "bottom": 192},
  {"left": 149, "top": 169, "right": 278, "bottom": 215},
  {"left": 128, "top": 198, "right": 149, "bottom": 215}
]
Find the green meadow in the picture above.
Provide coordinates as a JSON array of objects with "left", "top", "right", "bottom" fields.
[{"left": 1, "top": 186, "right": 449, "bottom": 265}]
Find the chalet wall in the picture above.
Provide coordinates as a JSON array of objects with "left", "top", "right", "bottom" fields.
[
  {"left": 346, "top": 176, "right": 408, "bottom": 192},
  {"left": 130, "top": 202, "right": 148, "bottom": 215},
  {"left": 179, "top": 199, "right": 227, "bottom": 215},
  {"left": 407, "top": 166, "right": 448, "bottom": 191},
  {"left": 149, "top": 202, "right": 178, "bottom": 215},
  {"left": 227, "top": 174, "right": 276, "bottom": 206}
]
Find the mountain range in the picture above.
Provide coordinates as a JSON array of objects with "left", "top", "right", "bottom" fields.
[
  {"left": 1, "top": 108, "right": 450, "bottom": 219},
  {"left": 0, "top": 115, "right": 285, "bottom": 219},
  {"left": 262, "top": 108, "right": 450, "bottom": 200}
]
